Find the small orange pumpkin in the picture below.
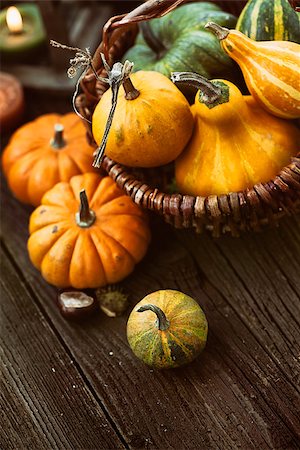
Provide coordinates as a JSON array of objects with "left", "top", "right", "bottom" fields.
[
  {"left": 28, "top": 173, "right": 151, "bottom": 289},
  {"left": 2, "top": 113, "right": 96, "bottom": 206}
]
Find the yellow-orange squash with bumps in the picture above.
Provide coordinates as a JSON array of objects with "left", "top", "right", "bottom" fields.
[
  {"left": 205, "top": 22, "right": 300, "bottom": 119},
  {"left": 92, "top": 71, "right": 194, "bottom": 168},
  {"left": 28, "top": 173, "right": 151, "bottom": 289},
  {"left": 175, "top": 76, "right": 300, "bottom": 197},
  {"left": 2, "top": 113, "right": 96, "bottom": 206}
]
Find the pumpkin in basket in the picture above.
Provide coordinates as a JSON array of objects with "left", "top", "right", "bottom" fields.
[
  {"left": 173, "top": 73, "right": 300, "bottom": 197},
  {"left": 205, "top": 23, "right": 300, "bottom": 119},
  {"left": 236, "top": 0, "right": 300, "bottom": 43},
  {"left": 28, "top": 173, "right": 151, "bottom": 289},
  {"left": 127, "top": 289, "right": 208, "bottom": 369},
  {"left": 2, "top": 113, "right": 96, "bottom": 206},
  {"left": 123, "top": 2, "right": 237, "bottom": 79},
  {"left": 92, "top": 70, "right": 194, "bottom": 168}
]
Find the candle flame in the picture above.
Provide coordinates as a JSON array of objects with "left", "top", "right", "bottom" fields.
[{"left": 6, "top": 6, "right": 23, "bottom": 33}]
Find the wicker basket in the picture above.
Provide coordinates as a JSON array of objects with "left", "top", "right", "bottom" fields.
[{"left": 76, "top": 0, "right": 300, "bottom": 237}]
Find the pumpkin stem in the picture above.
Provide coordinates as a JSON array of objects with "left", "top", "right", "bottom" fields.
[
  {"left": 204, "top": 22, "right": 230, "bottom": 40},
  {"left": 122, "top": 77, "right": 140, "bottom": 101},
  {"left": 171, "top": 72, "right": 224, "bottom": 106},
  {"left": 50, "top": 124, "right": 66, "bottom": 149},
  {"left": 75, "top": 189, "right": 96, "bottom": 228},
  {"left": 137, "top": 304, "right": 170, "bottom": 331},
  {"left": 140, "top": 21, "right": 166, "bottom": 59}
]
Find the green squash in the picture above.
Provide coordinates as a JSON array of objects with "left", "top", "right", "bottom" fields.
[
  {"left": 127, "top": 290, "right": 208, "bottom": 369},
  {"left": 236, "top": 0, "right": 300, "bottom": 43},
  {"left": 123, "top": 2, "right": 237, "bottom": 79}
]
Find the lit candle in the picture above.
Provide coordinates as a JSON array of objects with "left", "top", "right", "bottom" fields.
[
  {"left": 0, "top": 3, "right": 46, "bottom": 61},
  {"left": 0, "top": 72, "right": 24, "bottom": 133}
]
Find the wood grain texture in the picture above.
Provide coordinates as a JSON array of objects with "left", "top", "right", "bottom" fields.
[
  {"left": 0, "top": 245, "right": 125, "bottom": 450},
  {"left": 1, "top": 179, "right": 300, "bottom": 449}
]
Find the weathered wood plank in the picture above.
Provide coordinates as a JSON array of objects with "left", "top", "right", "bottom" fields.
[
  {"left": 0, "top": 244, "right": 125, "bottom": 450},
  {"left": 1, "top": 180, "right": 300, "bottom": 450},
  {"left": 175, "top": 220, "right": 300, "bottom": 390}
]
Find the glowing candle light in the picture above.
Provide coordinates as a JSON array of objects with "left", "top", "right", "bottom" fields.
[
  {"left": 6, "top": 6, "right": 23, "bottom": 34},
  {"left": 0, "top": 4, "right": 46, "bottom": 61}
]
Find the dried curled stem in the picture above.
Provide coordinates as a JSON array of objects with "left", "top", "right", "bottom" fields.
[
  {"left": 51, "top": 40, "right": 135, "bottom": 169},
  {"left": 50, "top": 40, "right": 108, "bottom": 123}
]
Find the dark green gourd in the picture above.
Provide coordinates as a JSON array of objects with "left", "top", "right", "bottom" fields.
[
  {"left": 236, "top": 0, "right": 300, "bottom": 43},
  {"left": 123, "top": 2, "right": 237, "bottom": 79}
]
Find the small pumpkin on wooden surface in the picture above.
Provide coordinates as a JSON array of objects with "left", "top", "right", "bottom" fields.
[
  {"left": 127, "top": 290, "right": 208, "bottom": 369},
  {"left": 173, "top": 73, "right": 300, "bottom": 197},
  {"left": 92, "top": 66, "right": 194, "bottom": 168},
  {"left": 2, "top": 113, "right": 97, "bottom": 206},
  {"left": 123, "top": 2, "right": 237, "bottom": 79},
  {"left": 28, "top": 173, "right": 151, "bottom": 289},
  {"left": 236, "top": 0, "right": 300, "bottom": 43},
  {"left": 205, "top": 22, "right": 300, "bottom": 119}
]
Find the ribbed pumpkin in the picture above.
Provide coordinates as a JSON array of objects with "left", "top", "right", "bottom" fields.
[
  {"left": 28, "top": 173, "right": 151, "bottom": 289},
  {"left": 174, "top": 75, "right": 300, "bottom": 197},
  {"left": 127, "top": 290, "right": 208, "bottom": 369},
  {"left": 92, "top": 70, "right": 194, "bottom": 168},
  {"left": 236, "top": 0, "right": 300, "bottom": 43},
  {"left": 205, "top": 22, "right": 300, "bottom": 119},
  {"left": 2, "top": 113, "right": 96, "bottom": 206},
  {"left": 123, "top": 2, "right": 237, "bottom": 79}
]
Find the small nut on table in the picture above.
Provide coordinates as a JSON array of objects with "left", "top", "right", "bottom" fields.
[{"left": 58, "top": 291, "right": 97, "bottom": 320}]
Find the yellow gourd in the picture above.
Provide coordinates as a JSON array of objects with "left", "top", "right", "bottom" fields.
[
  {"left": 205, "top": 22, "right": 300, "bottom": 119},
  {"left": 174, "top": 74, "right": 300, "bottom": 197}
]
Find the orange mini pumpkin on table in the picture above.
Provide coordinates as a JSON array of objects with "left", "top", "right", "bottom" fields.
[
  {"left": 2, "top": 112, "right": 96, "bottom": 206},
  {"left": 28, "top": 172, "right": 151, "bottom": 289}
]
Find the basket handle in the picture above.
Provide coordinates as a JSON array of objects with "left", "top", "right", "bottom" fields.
[
  {"left": 98, "top": 0, "right": 187, "bottom": 64},
  {"left": 81, "top": 0, "right": 188, "bottom": 100}
]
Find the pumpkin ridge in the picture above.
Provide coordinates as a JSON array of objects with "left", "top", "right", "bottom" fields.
[
  {"left": 98, "top": 216, "right": 150, "bottom": 244},
  {"left": 147, "top": 333, "right": 162, "bottom": 366},
  {"left": 69, "top": 231, "right": 106, "bottom": 288},
  {"left": 41, "top": 228, "right": 79, "bottom": 287},
  {"left": 90, "top": 181, "right": 123, "bottom": 210},
  {"left": 95, "top": 226, "right": 137, "bottom": 264},
  {"left": 129, "top": 327, "right": 155, "bottom": 349},
  {"left": 160, "top": 332, "right": 172, "bottom": 365},
  {"left": 67, "top": 152, "right": 93, "bottom": 175},
  {"left": 29, "top": 225, "right": 72, "bottom": 270},
  {"left": 89, "top": 230, "right": 116, "bottom": 286},
  {"left": 167, "top": 330, "right": 195, "bottom": 360}
]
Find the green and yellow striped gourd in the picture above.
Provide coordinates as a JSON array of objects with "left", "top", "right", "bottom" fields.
[
  {"left": 127, "top": 290, "right": 208, "bottom": 369},
  {"left": 236, "top": 0, "right": 300, "bottom": 43}
]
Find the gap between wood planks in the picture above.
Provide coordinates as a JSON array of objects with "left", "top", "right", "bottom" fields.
[{"left": 1, "top": 240, "right": 130, "bottom": 450}]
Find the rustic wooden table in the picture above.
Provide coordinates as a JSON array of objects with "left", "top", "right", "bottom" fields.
[{"left": 1, "top": 84, "right": 300, "bottom": 450}]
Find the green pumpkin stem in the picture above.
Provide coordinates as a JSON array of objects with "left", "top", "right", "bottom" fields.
[
  {"left": 50, "top": 124, "right": 66, "bottom": 149},
  {"left": 140, "top": 21, "right": 166, "bottom": 59},
  {"left": 137, "top": 304, "right": 170, "bottom": 331},
  {"left": 171, "top": 71, "right": 224, "bottom": 106},
  {"left": 75, "top": 190, "right": 96, "bottom": 228},
  {"left": 204, "top": 22, "right": 230, "bottom": 40}
]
